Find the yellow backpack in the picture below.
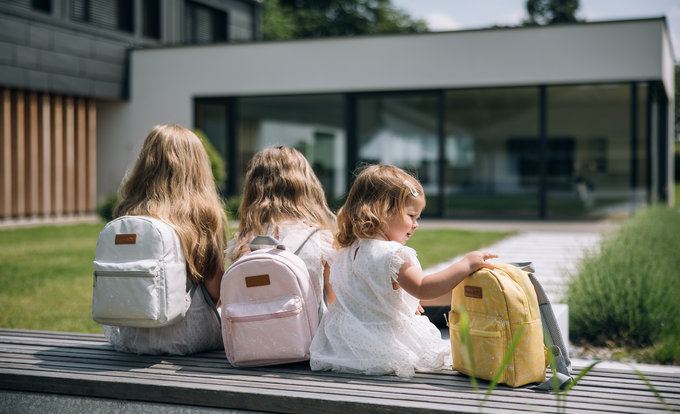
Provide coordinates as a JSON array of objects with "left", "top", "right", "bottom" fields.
[{"left": 448, "top": 262, "right": 571, "bottom": 388}]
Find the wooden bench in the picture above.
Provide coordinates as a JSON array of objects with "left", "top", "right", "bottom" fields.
[{"left": 0, "top": 328, "right": 678, "bottom": 413}]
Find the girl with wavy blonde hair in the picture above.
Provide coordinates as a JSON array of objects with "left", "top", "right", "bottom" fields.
[
  {"left": 226, "top": 146, "right": 337, "bottom": 318},
  {"left": 310, "top": 164, "right": 497, "bottom": 378},
  {"left": 105, "top": 124, "right": 227, "bottom": 355}
]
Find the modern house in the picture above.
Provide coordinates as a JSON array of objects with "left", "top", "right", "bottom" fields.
[
  {"left": 1, "top": 5, "right": 675, "bottom": 220},
  {"left": 0, "top": 0, "right": 261, "bottom": 221}
]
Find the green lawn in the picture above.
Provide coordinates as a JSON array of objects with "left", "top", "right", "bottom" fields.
[
  {"left": 0, "top": 223, "right": 511, "bottom": 334},
  {"left": 0, "top": 223, "right": 106, "bottom": 334},
  {"left": 406, "top": 228, "right": 513, "bottom": 269}
]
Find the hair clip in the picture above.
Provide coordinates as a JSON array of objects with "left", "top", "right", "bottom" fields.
[{"left": 404, "top": 180, "right": 419, "bottom": 197}]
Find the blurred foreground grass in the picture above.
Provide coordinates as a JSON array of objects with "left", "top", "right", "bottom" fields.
[{"left": 0, "top": 224, "right": 510, "bottom": 333}]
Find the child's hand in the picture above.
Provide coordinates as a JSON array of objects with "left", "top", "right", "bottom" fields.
[
  {"left": 462, "top": 251, "right": 498, "bottom": 275},
  {"left": 415, "top": 304, "right": 424, "bottom": 315}
]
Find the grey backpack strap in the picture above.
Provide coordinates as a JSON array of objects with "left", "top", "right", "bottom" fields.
[
  {"left": 509, "top": 262, "right": 574, "bottom": 390},
  {"left": 199, "top": 282, "right": 222, "bottom": 327},
  {"left": 293, "top": 227, "right": 321, "bottom": 255}
]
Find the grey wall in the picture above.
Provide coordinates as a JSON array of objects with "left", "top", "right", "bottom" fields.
[
  {"left": 0, "top": 0, "right": 262, "bottom": 101},
  {"left": 0, "top": 10, "right": 129, "bottom": 100}
]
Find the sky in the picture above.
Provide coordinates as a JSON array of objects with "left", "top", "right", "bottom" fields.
[{"left": 391, "top": 0, "right": 680, "bottom": 61}]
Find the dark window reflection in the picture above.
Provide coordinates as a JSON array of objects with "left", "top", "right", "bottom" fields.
[
  {"left": 445, "top": 87, "right": 540, "bottom": 217},
  {"left": 357, "top": 93, "right": 439, "bottom": 215}
]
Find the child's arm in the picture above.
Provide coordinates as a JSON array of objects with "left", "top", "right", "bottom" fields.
[
  {"left": 323, "top": 263, "right": 337, "bottom": 305},
  {"left": 396, "top": 251, "right": 497, "bottom": 300}
]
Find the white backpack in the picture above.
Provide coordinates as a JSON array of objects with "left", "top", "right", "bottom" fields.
[
  {"left": 92, "top": 216, "right": 195, "bottom": 328},
  {"left": 221, "top": 229, "right": 320, "bottom": 367}
]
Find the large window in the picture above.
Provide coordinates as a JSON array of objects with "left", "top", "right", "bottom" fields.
[
  {"left": 546, "top": 84, "right": 632, "bottom": 217},
  {"left": 71, "top": 0, "right": 133, "bottom": 33},
  {"left": 195, "top": 81, "right": 657, "bottom": 218},
  {"left": 445, "top": 87, "right": 540, "bottom": 217},
  {"left": 1, "top": 0, "right": 51, "bottom": 13},
  {"left": 356, "top": 93, "right": 440, "bottom": 215},
  {"left": 238, "top": 95, "right": 345, "bottom": 208},
  {"left": 184, "top": 1, "right": 227, "bottom": 44}
]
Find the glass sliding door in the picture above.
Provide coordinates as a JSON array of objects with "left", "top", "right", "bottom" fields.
[
  {"left": 238, "top": 94, "right": 345, "bottom": 208},
  {"left": 356, "top": 93, "right": 440, "bottom": 215},
  {"left": 546, "top": 84, "right": 631, "bottom": 217},
  {"left": 445, "top": 87, "right": 540, "bottom": 217}
]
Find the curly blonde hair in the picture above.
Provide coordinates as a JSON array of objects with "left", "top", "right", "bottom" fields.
[
  {"left": 114, "top": 124, "right": 228, "bottom": 284},
  {"left": 229, "top": 146, "right": 336, "bottom": 261},
  {"left": 336, "top": 164, "right": 424, "bottom": 248}
]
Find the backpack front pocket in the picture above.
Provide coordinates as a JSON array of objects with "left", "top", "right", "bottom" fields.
[
  {"left": 92, "top": 259, "right": 161, "bottom": 323},
  {"left": 449, "top": 312, "right": 507, "bottom": 383},
  {"left": 224, "top": 295, "right": 312, "bottom": 367}
]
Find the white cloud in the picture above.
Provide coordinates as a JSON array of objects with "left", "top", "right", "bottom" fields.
[{"left": 423, "top": 11, "right": 462, "bottom": 31}]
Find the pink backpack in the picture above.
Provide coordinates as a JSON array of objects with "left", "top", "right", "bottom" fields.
[{"left": 220, "top": 229, "right": 319, "bottom": 367}]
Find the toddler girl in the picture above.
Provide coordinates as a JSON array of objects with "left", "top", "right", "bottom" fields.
[
  {"left": 104, "top": 124, "right": 227, "bottom": 355},
  {"left": 225, "top": 146, "right": 337, "bottom": 318},
  {"left": 310, "top": 164, "right": 496, "bottom": 378}
]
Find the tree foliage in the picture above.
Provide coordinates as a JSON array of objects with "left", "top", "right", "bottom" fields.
[
  {"left": 262, "top": 0, "right": 428, "bottom": 41},
  {"left": 525, "top": 0, "right": 580, "bottom": 25}
]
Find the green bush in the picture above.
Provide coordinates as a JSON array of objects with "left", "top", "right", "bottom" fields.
[
  {"left": 225, "top": 195, "right": 242, "bottom": 222},
  {"left": 566, "top": 206, "right": 680, "bottom": 349},
  {"left": 96, "top": 193, "right": 119, "bottom": 222},
  {"left": 193, "top": 129, "right": 226, "bottom": 190}
]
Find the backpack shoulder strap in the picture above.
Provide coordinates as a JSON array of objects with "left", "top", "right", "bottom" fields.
[{"left": 284, "top": 226, "right": 321, "bottom": 256}]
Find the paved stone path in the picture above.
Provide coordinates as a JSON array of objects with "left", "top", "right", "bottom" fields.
[{"left": 424, "top": 231, "right": 602, "bottom": 303}]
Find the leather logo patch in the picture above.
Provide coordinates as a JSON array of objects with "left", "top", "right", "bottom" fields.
[
  {"left": 115, "top": 234, "right": 137, "bottom": 245},
  {"left": 245, "top": 274, "right": 270, "bottom": 288},
  {"left": 464, "top": 285, "right": 483, "bottom": 299}
]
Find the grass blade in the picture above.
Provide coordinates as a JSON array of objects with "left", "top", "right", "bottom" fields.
[
  {"left": 630, "top": 365, "right": 673, "bottom": 412},
  {"left": 484, "top": 322, "right": 526, "bottom": 400},
  {"left": 457, "top": 306, "right": 479, "bottom": 393}
]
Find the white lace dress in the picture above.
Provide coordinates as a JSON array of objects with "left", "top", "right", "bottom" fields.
[
  {"left": 309, "top": 238, "right": 452, "bottom": 378},
  {"left": 224, "top": 220, "right": 337, "bottom": 321},
  {"left": 103, "top": 284, "right": 222, "bottom": 355}
]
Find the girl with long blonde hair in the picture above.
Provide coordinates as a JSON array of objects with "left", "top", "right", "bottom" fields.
[
  {"left": 226, "top": 146, "right": 337, "bottom": 318},
  {"left": 104, "top": 124, "right": 227, "bottom": 355},
  {"left": 310, "top": 164, "right": 496, "bottom": 377}
]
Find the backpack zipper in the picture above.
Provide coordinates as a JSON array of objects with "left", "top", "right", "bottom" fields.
[{"left": 227, "top": 308, "right": 302, "bottom": 335}]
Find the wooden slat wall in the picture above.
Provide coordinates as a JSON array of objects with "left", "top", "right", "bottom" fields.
[
  {"left": 0, "top": 88, "right": 96, "bottom": 220},
  {"left": 1, "top": 89, "right": 10, "bottom": 218}
]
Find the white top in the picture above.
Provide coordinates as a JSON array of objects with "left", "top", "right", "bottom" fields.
[
  {"left": 103, "top": 285, "right": 222, "bottom": 355},
  {"left": 225, "top": 220, "right": 337, "bottom": 322},
  {"left": 310, "top": 238, "right": 452, "bottom": 378}
]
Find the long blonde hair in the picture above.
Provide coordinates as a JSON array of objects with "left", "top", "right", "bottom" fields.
[
  {"left": 115, "top": 124, "right": 227, "bottom": 284},
  {"left": 230, "top": 146, "right": 336, "bottom": 261},
  {"left": 336, "top": 164, "right": 424, "bottom": 248}
]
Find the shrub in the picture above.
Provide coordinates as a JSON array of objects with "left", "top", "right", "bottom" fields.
[
  {"left": 96, "top": 194, "right": 119, "bottom": 222},
  {"left": 225, "top": 195, "right": 242, "bottom": 222},
  {"left": 566, "top": 205, "right": 680, "bottom": 348},
  {"left": 193, "top": 129, "right": 226, "bottom": 190}
]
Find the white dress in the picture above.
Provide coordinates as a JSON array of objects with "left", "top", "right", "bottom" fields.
[
  {"left": 310, "top": 238, "right": 452, "bottom": 378},
  {"left": 103, "top": 285, "right": 222, "bottom": 355},
  {"left": 225, "top": 220, "right": 337, "bottom": 321}
]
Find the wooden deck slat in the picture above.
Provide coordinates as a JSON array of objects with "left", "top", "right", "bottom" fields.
[
  {"left": 0, "top": 329, "right": 678, "bottom": 414},
  {"left": 1, "top": 358, "right": 675, "bottom": 414},
  {"left": 1, "top": 352, "right": 677, "bottom": 410},
  {"left": 1, "top": 366, "right": 669, "bottom": 414}
]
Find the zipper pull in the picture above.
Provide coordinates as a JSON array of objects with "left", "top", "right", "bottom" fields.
[
  {"left": 228, "top": 317, "right": 233, "bottom": 335},
  {"left": 443, "top": 312, "right": 449, "bottom": 327}
]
